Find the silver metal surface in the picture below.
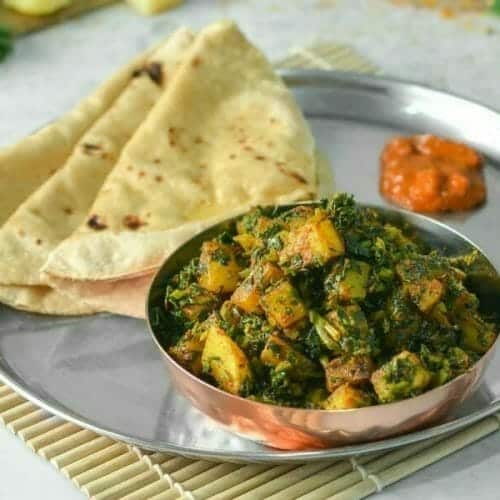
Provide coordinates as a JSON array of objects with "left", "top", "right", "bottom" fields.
[{"left": 1, "top": 70, "right": 500, "bottom": 462}]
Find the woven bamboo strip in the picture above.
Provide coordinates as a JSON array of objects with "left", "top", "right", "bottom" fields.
[
  {"left": 149, "top": 491, "right": 179, "bottom": 500},
  {"left": 72, "top": 450, "right": 137, "bottom": 488},
  {"left": 6, "top": 408, "right": 48, "bottom": 433},
  {"left": 277, "top": 457, "right": 371, "bottom": 500},
  {"left": 0, "top": 400, "right": 36, "bottom": 424},
  {"left": 39, "top": 428, "right": 97, "bottom": 460},
  {"left": 26, "top": 421, "right": 81, "bottom": 451},
  {"left": 0, "top": 391, "right": 25, "bottom": 412},
  {"left": 294, "top": 440, "right": 440, "bottom": 500},
  {"left": 17, "top": 416, "right": 65, "bottom": 441},
  {"left": 50, "top": 435, "right": 114, "bottom": 468},
  {"left": 235, "top": 462, "right": 334, "bottom": 500},
  {"left": 161, "top": 460, "right": 216, "bottom": 484},
  {"left": 120, "top": 478, "right": 171, "bottom": 500},
  {"left": 92, "top": 468, "right": 160, "bottom": 500},
  {"left": 155, "top": 463, "right": 242, "bottom": 500},
  {"left": 0, "top": 384, "right": 13, "bottom": 397},
  {"left": 329, "top": 415, "right": 500, "bottom": 500},
  {"left": 157, "top": 456, "right": 195, "bottom": 475},
  {"left": 82, "top": 458, "right": 149, "bottom": 497},
  {"left": 208, "top": 464, "right": 298, "bottom": 500},
  {"left": 61, "top": 441, "right": 126, "bottom": 478}
]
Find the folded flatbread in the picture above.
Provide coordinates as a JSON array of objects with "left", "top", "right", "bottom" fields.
[
  {"left": 0, "top": 28, "right": 195, "bottom": 314},
  {"left": 43, "top": 20, "right": 317, "bottom": 317},
  {"left": 0, "top": 44, "right": 151, "bottom": 226}
]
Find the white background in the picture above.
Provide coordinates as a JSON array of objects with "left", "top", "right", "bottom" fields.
[{"left": 1, "top": 1, "right": 500, "bottom": 498}]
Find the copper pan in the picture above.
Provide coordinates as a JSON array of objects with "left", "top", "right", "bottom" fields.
[{"left": 147, "top": 203, "right": 500, "bottom": 450}]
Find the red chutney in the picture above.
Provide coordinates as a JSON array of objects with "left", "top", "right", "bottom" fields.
[{"left": 380, "top": 135, "right": 486, "bottom": 213}]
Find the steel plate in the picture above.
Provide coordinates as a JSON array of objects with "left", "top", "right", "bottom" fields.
[{"left": 1, "top": 70, "right": 500, "bottom": 463}]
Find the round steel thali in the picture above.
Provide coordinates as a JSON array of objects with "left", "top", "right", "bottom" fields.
[{"left": 0, "top": 70, "right": 499, "bottom": 462}]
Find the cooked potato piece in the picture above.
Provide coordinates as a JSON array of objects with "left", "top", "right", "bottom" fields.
[
  {"left": 255, "top": 262, "right": 284, "bottom": 288},
  {"left": 169, "top": 325, "right": 208, "bottom": 376},
  {"left": 325, "top": 355, "right": 375, "bottom": 392},
  {"left": 282, "top": 205, "right": 315, "bottom": 231},
  {"left": 231, "top": 278, "right": 262, "bottom": 314},
  {"left": 459, "top": 314, "right": 497, "bottom": 354},
  {"left": 261, "top": 334, "right": 319, "bottom": 379},
  {"left": 201, "top": 323, "right": 251, "bottom": 395},
  {"left": 280, "top": 210, "right": 344, "bottom": 272},
  {"left": 405, "top": 278, "right": 445, "bottom": 313},
  {"left": 371, "top": 351, "right": 432, "bottom": 403},
  {"left": 234, "top": 233, "right": 258, "bottom": 253},
  {"left": 261, "top": 280, "right": 307, "bottom": 329},
  {"left": 198, "top": 241, "right": 242, "bottom": 293},
  {"left": 322, "top": 383, "right": 373, "bottom": 410}
]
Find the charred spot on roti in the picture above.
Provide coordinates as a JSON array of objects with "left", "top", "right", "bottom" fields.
[
  {"left": 155, "top": 175, "right": 164, "bottom": 182},
  {"left": 229, "top": 154, "right": 237, "bottom": 160},
  {"left": 276, "top": 162, "right": 307, "bottom": 184},
  {"left": 18, "top": 229, "right": 25, "bottom": 237},
  {"left": 63, "top": 207, "right": 73, "bottom": 215},
  {"left": 191, "top": 56, "right": 203, "bottom": 67},
  {"left": 36, "top": 239, "right": 42, "bottom": 245},
  {"left": 81, "top": 143, "right": 102, "bottom": 155},
  {"left": 123, "top": 214, "right": 146, "bottom": 230},
  {"left": 267, "top": 141, "right": 274, "bottom": 148},
  {"left": 138, "top": 171, "right": 146, "bottom": 178},
  {"left": 168, "top": 127, "right": 177, "bottom": 147},
  {"left": 194, "top": 136, "right": 204, "bottom": 144},
  {"left": 255, "top": 155, "right": 266, "bottom": 161},
  {"left": 87, "top": 215, "right": 108, "bottom": 231},
  {"left": 127, "top": 165, "right": 133, "bottom": 171},
  {"left": 132, "top": 62, "right": 163, "bottom": 86},
  {"left": 153, "top": 158, "right": 161, "bottom": 164},
  {"left": 244, "top": 145, "right": 253, "bottom": 152}
]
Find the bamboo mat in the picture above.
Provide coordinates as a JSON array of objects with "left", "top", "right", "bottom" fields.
[{"left": 1, "top": 43, "right": 499, "bottom": 500}]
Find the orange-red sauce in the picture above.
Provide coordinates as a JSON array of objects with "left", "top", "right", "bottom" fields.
[{"left": 380, "top": 135, "right": 486, "bottom": 213}]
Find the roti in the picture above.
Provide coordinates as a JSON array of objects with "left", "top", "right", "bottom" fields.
[
  {"left": 0, "top": 28, "right": 195, "bottom": 314},
  {"left": 43, "top": 21, "right": 317, "bottom": 319}
]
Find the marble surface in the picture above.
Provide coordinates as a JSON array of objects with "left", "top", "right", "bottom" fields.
[{"left": 1, "top": 0, "right": 500, "bottom": 498}]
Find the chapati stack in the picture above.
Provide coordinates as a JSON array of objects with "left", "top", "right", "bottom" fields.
[{"left": 0, "top": 21, "right": 318, "bottom": 318}]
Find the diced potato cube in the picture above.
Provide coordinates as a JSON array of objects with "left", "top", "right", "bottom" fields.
[
  {"left": 280, "top": 210, "right": 344, "bottom": 272},
  {"left": 201, "top": 323, "right": 251, "bottom": 395},
  {"left": 337, "top": 260, "right": 371, "bottom": 302},
  {"left": 234, "top": 233, "right": 258, "bottom": 253},
  {"left": 261, "top": 280, "right": 307, "bottom": 329},
  {"left": 322, "top": 383, "right": 373, "bottom": 410},
  {"left": 231, "top": 279, "right": 262, "bottom": 314},
  {"left": 371, "top": 351, "right": 432, "bottom": 403},
  {"left": 254, "top": 262, "right": 284, "bottom": 289},
  {"left": 126, "top": 0, "right": 183, "bottom": 15},
  {"left": 405, "top": 278, "right": 445, "bottom": 313},
  {"left": 4, "top": 0, "right": 70, "bottom": 15},
  {"left": 169, "top": 325, "right": 207, "bottom": 376},
  {"left": 198, "top": 241, "right": 242, "bottom": 293},
  {"left": 325, "top": 355, "right": 375, "bottom": 392},
  {"left": 459, "top": 314, "right": 497, "bottom": 354},
  {"left": 282, "top": 205, "right": 315, "bottom": 231},
  {"left": 260, "top": 334, "right": 319, "bottom": 379}
]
